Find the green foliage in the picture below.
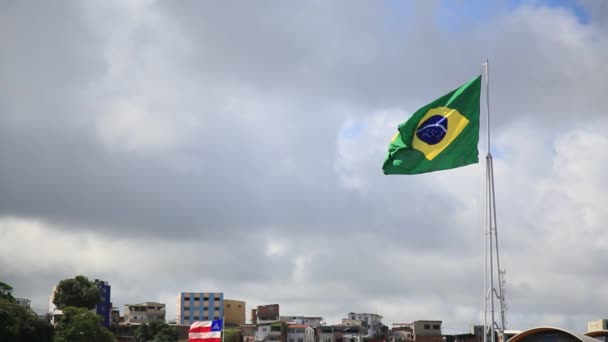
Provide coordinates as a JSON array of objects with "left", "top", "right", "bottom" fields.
[
  {"left": 134, "top": 321, "right": 179, "bottom": 342},
  {"left": 52, "top": 275, "right": 101, "bottom": 310},
  {"left": 223, "top": 329, "right": 241, "bottom": 342},
  {"left": 0, "top": 281, "right": 15, "bottom": 302},
  {"left": 54, "top": 306, "right": 115, "bottom": 342},
  {"left": 0, "top": 298, "right": 54, "bottom": 342}
]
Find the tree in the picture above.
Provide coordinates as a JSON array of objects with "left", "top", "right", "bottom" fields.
[
  {"left": 0, "top": 281, "right": 14, "bottom": 302},
  {"left": 0, "top": 297, "right": 54, "bottom": 342},
  {"left": 223, "top": 329, "right": 241, "bottom": 342},
  {"left": 52, "top": 275, "right": 101, "bottom": 310},
  {"left": 134, "top": 321, "right": 179, "bottom": 342},
  {"left": 54, "top": 306, "right": 115, "bottom": 342}
]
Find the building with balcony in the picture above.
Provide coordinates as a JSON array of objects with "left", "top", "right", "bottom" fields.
[
  {"left": 177, "top": 292, "right": 224, "bottom": 325},
  {"left": 125, "top": 302, "right": 166, "bottom": 324},
  {"left": 224, "top": 299, "right": 246, "bottom": 326}
]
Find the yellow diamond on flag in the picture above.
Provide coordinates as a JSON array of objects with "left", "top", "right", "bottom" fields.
[{"left": 412, "top": 106, "right": 469, "bottom": 160}]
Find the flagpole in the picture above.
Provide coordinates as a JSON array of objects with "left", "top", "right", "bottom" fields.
[
  {"left": 222, "top": 313, "right": 225, "bottom": 342},
  {"left": 483, "top": 60, "right": 506, "bottom": 342}
]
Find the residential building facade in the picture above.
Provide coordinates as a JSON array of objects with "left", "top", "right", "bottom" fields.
[
  {"left": 177, "top": 292, "right": 224, "bottom": 325},
  {"left": 125, "top": 302, "right": 166, "bottom": 324},
  {"left": 256, "top": 322, "right": 287, "bottom": 342},
  {"left": 411, "top": 320, "right": 442, "bottom": 342},
  {"left": 224, "top": 299, "right": 246, "bottom": 326},
  {"left": 346, "top": 313, "right": 383, "bottom": 337},
  {"left": 287, "top": 324, "right": 315, "bottom": 342}
]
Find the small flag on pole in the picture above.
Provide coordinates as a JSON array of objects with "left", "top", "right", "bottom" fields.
[
  {"left": 383, "top": 75, "right": 481, "bottom": 175},
  {"left": 189, "top": 320, "right": 223, "bottom": 342}
]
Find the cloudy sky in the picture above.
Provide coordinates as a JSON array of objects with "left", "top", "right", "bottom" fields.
[{"left": 2, "top": 0, "right": 608, "bottom": 333}]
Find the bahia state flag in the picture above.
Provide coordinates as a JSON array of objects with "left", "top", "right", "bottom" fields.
[
  {"left": 383, "top": 75, "right": 481, "bottom": 175},
  {"left": 189, "top": 320, "right": 223, "bottom": 342}
]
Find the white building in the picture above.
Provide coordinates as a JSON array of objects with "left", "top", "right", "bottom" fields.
[
  {"left": 15, "top": 297, "right": 31, "bottom": 308},
  {"left": 345, "top": 313, "right": 383, "bottom": 337},
  {"left": 125, "top": 302, "right": 166, "bottom": 324},
  {"left": 280, "top": 316, "right": 324, "bottom": 328},
  {"left": 256, "top": 323, "right": 284, "bottom": 342},
  {"left": 287, "top": 324, "right": 315, "bottom": 342}
]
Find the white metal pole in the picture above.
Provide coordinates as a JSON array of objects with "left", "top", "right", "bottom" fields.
[{"left": 484, "top": 60, "right": 496, "bottom": 342}]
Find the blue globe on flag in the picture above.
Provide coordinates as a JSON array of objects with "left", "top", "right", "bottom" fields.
[{"left": 415, "top": 115, "right": 448, "bottom": 145}]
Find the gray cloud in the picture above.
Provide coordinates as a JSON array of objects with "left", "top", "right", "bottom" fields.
[{"left": 1, "top": 0, "right": 607, "bottom": 333}]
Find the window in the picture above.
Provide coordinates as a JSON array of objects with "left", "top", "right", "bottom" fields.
[
  {"left": 424, "top": 325, "right": 430, "bottom": 330},
  {"left": 227, "top": 304, "right": 231, "bottom": 308},
  {"left": 194, "top": 316, "right": 200, "bottom": 320},
  {"left": 290, "top": 339, "right": 295, "bottom": 342},
  {"left": 184, "top": 307, "right": 190, "bottom": 311},
  {"left": 184, "top": 296, "right": 190, "bottom": 300},
  {"left": 214, "top": 297, "right": 220, "bottom": 301},
  {"left": 432, "top": 325, "right": 440, "bottom": 330},
  {"left": 238, "top": 304, "right": 242, "bottom": 308},
  {"left": 194, "top": 297, "right": 200, "bottom": 301},
  {"left": 262, "top": 328, "right": 268, "bottom": 332},
  {"left": 298, "top": 338, "right": 304, "bottom": 342},
  {"left": 184, "top": 316, "right": 190, "bottom": 320},
  {"left": 203, "top": 297, "right": 210, "bottom": 301}
]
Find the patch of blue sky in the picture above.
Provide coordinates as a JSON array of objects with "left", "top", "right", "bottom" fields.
[
  {"left": 506, "top": 0, "right": 590, "bottom": 24},
  {"left": 433, "top": 0, "right": 589, "bottom": 32},
  {"left": 383, "top": 0, "right": 413, "bottom": 30},
  {"left": 340, "top": 120, "right": 366, "bottom": 140},
  {"left": 434, "top": 0, "right": 498, "bottom": 33}
]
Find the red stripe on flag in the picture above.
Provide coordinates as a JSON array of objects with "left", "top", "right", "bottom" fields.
[{"left": 190, "top": 338, "right": 221, "bottom": 342}]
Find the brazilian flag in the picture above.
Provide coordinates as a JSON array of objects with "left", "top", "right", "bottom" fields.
[{"left": 383, "top": 75, "right": 481, "bottom": 175}]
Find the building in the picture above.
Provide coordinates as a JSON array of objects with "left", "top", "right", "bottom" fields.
[
  {"left": 15, "top": 297, "right": 31, "bottom": 309},
  {"left": 392, "top": 323, "right": 413, "bottom": 342},
  {"left": 334, "top": 325, "right": 367, "bottom": 342},
  {"left": 256, "top": 322, "right": 287, "bottom": 342},
  {"left": 411, "top": 320, "right": 442, "bottom": 342},
  {"left": 177, "top": 292, "right": 224, "bottom": 325},
  {"left": 242, "top": 324, "right": 258, "bottom": 342},
  {"left": 224, "top": 299, "right": 246, "bottom": 326},
  {"left": 252, "top": 304, "right": 280, "bottom": 324},
  {"left": 588, "top": 320, "right": 608, "bottom": 333},
  {"left": 280, "top": 316, "right": 324, "bottom": 328},
  {"left": 342, "top": 319, "right": 365, "bottom": 327},
  {"left": 345, "top": 313, "right": 383, "bottom": 337},
  {"left": 124, "top": 302, "right": 166, "bottom": 324},
  {"left": 111, "top": 307, "right": 121, "bottom": 326},
  {"left": 94, "top": 279, "right": 112, "bottom": 328},
  {"left": 443, "top": 325, "right": 484, "bottom": 342},
  {"left": 287, "top": 324, "right": 315, "bottom": 342}
]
